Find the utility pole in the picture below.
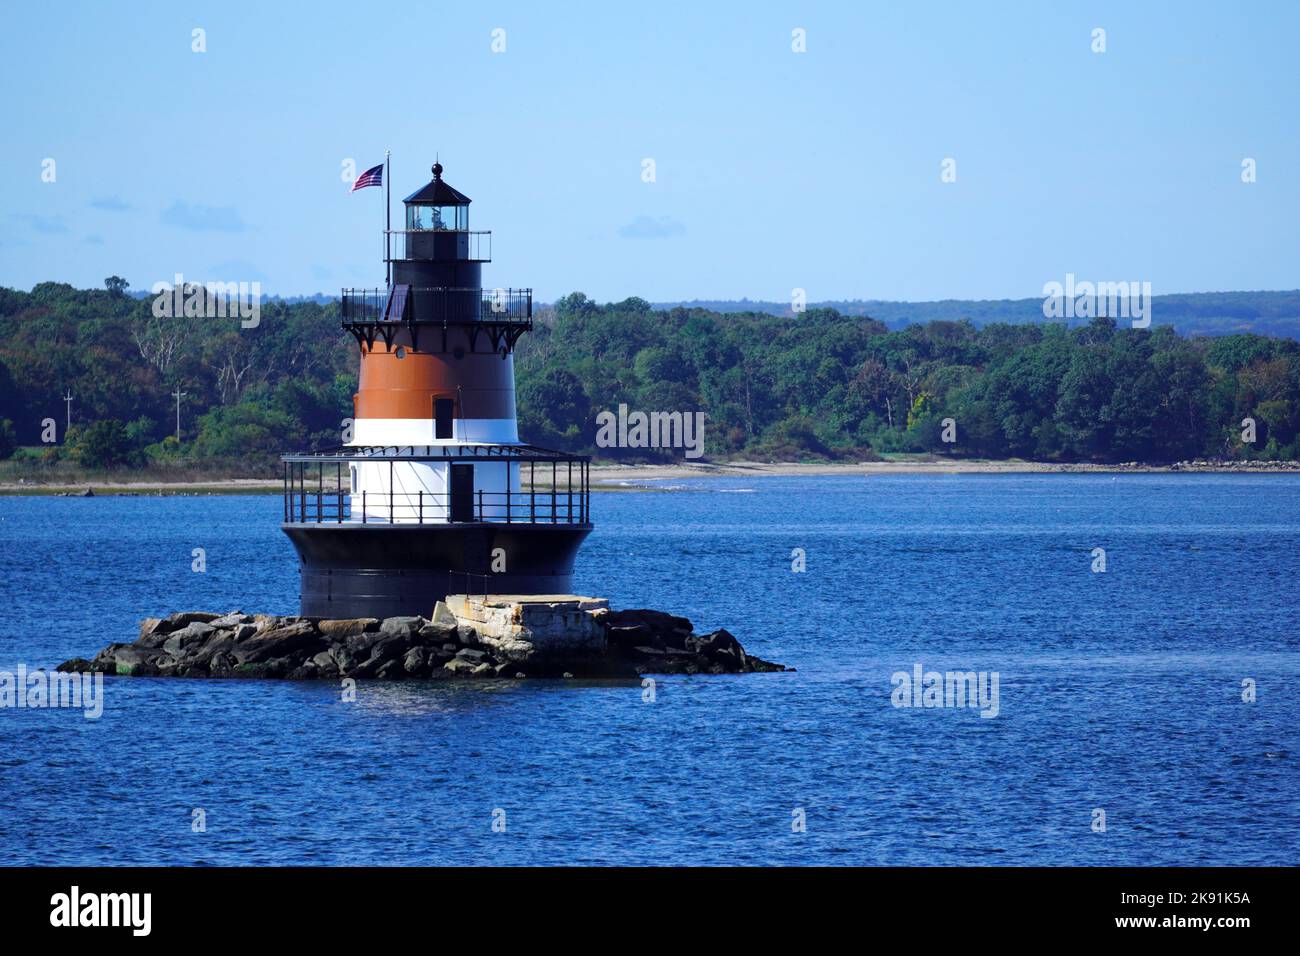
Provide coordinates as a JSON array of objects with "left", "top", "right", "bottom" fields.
[
  {"left": 171, "top": 388, "right": 187, "bottom": 441},
  {"left": 63, "top": 390, "right": 73, "bottom": 435}
]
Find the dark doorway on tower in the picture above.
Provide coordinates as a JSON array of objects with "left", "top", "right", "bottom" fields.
[
  {"left": 434, "top": 398, "right": 455, "bottom": 440},
  {"left": 450, "top": 464, "right": 474, "bottom": 522}
]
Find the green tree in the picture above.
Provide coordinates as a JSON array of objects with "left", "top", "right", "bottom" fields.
[
  {"left": 517, "top": 368, "right": 590, "bottom": 449},
  {"left": 72, "top": 420, "right": 132, "bottom": 468},
  {"left": 1056, "top": 347, "right": 1114, "bottom": 458},
  {"left": 0, "top": 418, "right": 16, "bottom": 459},
  {"left": 190, "top": 401, "right": 302, "bottom": 462}
]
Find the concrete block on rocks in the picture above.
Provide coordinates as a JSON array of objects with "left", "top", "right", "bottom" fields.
[{"left": 444, "top": 594, "right": 608, "bottom": 663}]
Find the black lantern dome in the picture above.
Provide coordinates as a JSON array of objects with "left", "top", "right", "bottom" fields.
[{"left": 403, "top": 162, "right": 471, "bottom": 231}]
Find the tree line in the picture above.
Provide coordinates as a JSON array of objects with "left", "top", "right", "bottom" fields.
[
  {"left": 1, "top": 281, "right": 1298, "bottom": 471},
  {"left": 656, "top": 290, "right": 1300, "bottom": 339},
  {"left": 518, "top": 294, "right": 1299, "bottom": 462}
]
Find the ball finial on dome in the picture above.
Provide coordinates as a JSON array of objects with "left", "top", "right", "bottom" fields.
[{"left": 432, "top": 162, "right": 443, "bottom": 180}]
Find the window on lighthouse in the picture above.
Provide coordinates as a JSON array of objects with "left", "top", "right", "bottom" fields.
[{"left": 407, "top": 205, "right": 467, "bottom": 231}]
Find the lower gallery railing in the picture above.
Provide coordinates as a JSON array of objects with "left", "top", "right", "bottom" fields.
[
  {"left": 284, "top": 489, "right": 588, "bottom": 525},
  {"left": 281, "top": 451, "right": 591, "bottom": 526}
]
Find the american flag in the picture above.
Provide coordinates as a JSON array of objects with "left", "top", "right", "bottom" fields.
[{"left": 350, "top": 163, "right": 383, "bottom": 192}]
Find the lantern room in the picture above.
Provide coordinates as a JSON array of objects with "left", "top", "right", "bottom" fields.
[
  {"left": 392, "top": 161, "right": 486, "bottom": 262},
  {"left": 404, "top": 161, "right": 470, "bottom": 230}
]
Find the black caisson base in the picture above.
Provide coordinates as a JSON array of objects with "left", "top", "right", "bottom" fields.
[{"left": 281, "top": 522, "right": 593, "bottom": 619}]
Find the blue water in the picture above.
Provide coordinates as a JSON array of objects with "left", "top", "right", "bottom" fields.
[{"left": 1, "top": 474, "right": 1297, "bottom": 865}]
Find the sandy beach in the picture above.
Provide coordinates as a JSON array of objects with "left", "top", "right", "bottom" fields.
[
  {"left": 588, "top": 458, "right": 1300, "bottom": 485},
  {"left": 2, "top": 458, "right": 1296, "bottom": 496},
  {"left": 591, "top": 459, "right": 1081, "bottom": 483}
]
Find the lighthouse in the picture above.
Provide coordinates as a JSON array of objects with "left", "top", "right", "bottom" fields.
[{"left": 280, "top": 162, "right": 593, "bottom": 619}]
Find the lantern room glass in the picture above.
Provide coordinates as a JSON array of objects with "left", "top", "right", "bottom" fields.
[{"left": 407, "top": 204, "right": 468, "bottom": 231}]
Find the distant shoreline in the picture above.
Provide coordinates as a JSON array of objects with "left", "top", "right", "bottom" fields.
[
  {"left": 589, "top": 458, "right": 1300, "bottom": 482},
  {"left": 2, "top": 458, "right": 1298, "bottom": 496}
]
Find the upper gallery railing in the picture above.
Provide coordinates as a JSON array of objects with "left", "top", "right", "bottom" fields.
[{"left": 384, "top": 229, "right": 491, "bottom": 262}]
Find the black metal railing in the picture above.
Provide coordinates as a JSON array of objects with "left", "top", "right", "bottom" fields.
[
  {"left": 447, "top": 570, "right": 492, "bottom": 602},
  {"left": 340, "top": 287, "right": 531, "bottom": 325},
  {"left": 289, "top": 443, "right": 579, "bottom": 460},
  {"left": 281, "top": 447, "right": 590, "bottom": 527},
  {"left": 385, "top": 229, "right": 491, "bottom": 262},
  {"left": 285, "top": 488, "right": 588, "bottom": 525}
]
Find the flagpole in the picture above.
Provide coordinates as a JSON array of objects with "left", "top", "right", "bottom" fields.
[{"left": 385, "top": 150, "right": 391, "bottom": 288}]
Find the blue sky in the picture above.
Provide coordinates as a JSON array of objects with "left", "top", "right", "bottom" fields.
[{"left": 1, "top": 0, "right": 1296, "bottom": 302}]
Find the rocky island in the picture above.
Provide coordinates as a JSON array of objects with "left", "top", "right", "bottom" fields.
[{"left": 58, "top": 596, "right": 788, "bottom": 681}]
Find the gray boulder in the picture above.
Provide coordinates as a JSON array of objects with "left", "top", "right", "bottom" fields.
[
  {"left": 113, "top": 647, "right": 161, "bottom": 676},
  {"left": 232, "top": 621, "right": 322, "bottom": 665},
  {"left": 375, "top": 659, "right": 405, "bottom": 680},
  {"left": 343, "top": 630, "right": 381, "bottom": 658},
  {"left": 688, "top": 628, "right": 745, "bottom": 664},
  {"left": 379, "top": 616, "right": 425, "bottom": 639},
  {"left": 139, "top": 621, "right": 171, "bottom": 642},
  {"left": 322, "top": 650, "right": 347, "bottom": 675},
  {"left": 367, "top": 633, "right": 413, "bottom": 664},
  {"left": 417, "top": 621, "right": 458, "bottom": 645},
  {"left": 165, "top": 611, "right": 222, "bottom": 629},
  {"left": 162, "top": 622, "right": 217, "bottom": 656},
  {"left": 318, "top": 618, "right": 379, "bottom": 640},
  {"left": 403, "top": 647, "right": 430, "bottom": 675},
  {"left": 602, "top": 609, "right": 695, "bottom": 651},
  {"left": 210, "top": 611, "right": 253, "bottom": 628},
  {"left": 192, "top": 630, "right": 236, "bottom": 660}
]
